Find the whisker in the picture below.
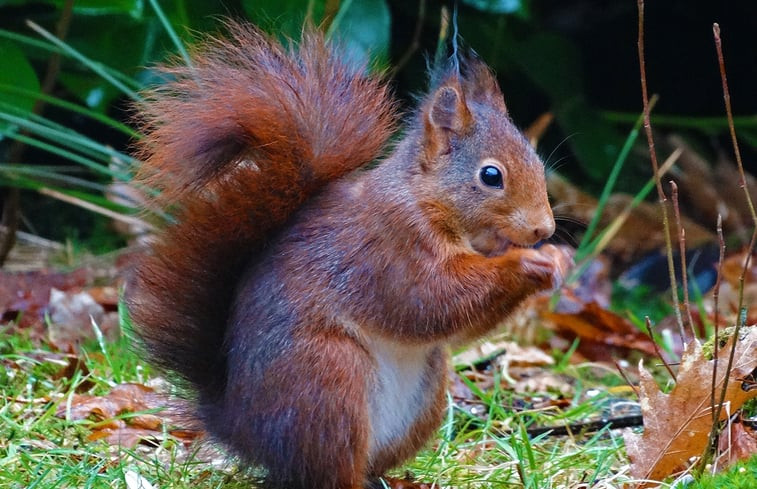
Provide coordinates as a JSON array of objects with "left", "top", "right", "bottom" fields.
[
  {"left": 554, "top": 215, "right": 588, "bottom": 228},
  {"left": 549, "top": 228, "right": 579, "bottom": 247},
  {"left": 551, "top": 202, "right": 598, "bottom": 212},
  {"left": 546, "top": 155, "right": 572, "bottom": 174},
  {"left": 542, "top": 132, "right": 578, "bottom": 169}
]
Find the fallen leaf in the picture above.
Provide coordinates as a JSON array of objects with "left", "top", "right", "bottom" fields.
[
  {"left": 0, "top": 268, "right": 93, "bottom": 327},
  {"left": 509, "top": 369, "right": 574, "bottom": 397},
  {"left": 52, "top": 355, "right": 95, "bottom": 393},
  {"left": 454, "top": 340, "right": 554, "bottom": 369},
  {"left": 544, "top": 302, "right": 660, "bottom": 362},
  {"left": 57, "top": 383, "right": 201, "bottom": 448},
  {"left": 623, "top": 326, "right": 757, "bottom": 483},
  {"left": 718, "top": 420, "right": 757, "bottom": 468}
]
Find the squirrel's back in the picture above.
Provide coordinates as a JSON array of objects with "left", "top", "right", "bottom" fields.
[{"left": 128, "top": 23, "right": 397, "bottom": 401}]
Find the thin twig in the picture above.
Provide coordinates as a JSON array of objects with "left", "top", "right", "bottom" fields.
[
  {"left": 670, "top": 181, "right": 695, "bottom": 338},
  {"left": 707, "top": 22, "right": 757, "bottom": 469},
  {"left": 637, "top": 0, "right": 685, "bottom": 344},
  {"left": 613, "top": 358, "right": 640, "bottom": 397},
  {"left": 710, "top": 216, "right": 725, "bottom": 428},
  {"left": 37, "top": 187, "right": 154, "bottom": 232},
  {"left": 713, "top": 24, "right": 757, "bottom": 224},
  {"left": 644, "top": 316, "right": 677, "bottom": 382}
]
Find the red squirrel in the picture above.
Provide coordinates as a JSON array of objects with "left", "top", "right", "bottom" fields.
[{"left": 128, "top": 22, "right": 566, "bottom": 489}]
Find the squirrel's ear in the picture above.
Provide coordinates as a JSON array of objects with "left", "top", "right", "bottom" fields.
[
  {"left": 424, "top": 84, "right": 472, "bottom": 163},
  {"left": 428, "top": 85, "right": 471, "bottom": 133}
]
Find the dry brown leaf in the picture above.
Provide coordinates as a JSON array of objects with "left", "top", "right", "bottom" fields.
[
  {"left": 454, "top": 340, "right": 554, "bottom": 368},
  {"left": 52, "top": 355, "right": 95, "bottom": 393},
  {"left": 718, "top": 420, "right": 757, "bottom": 467},
  {"left": 623, "top": 326, "right": 757, "bottom": 483},
  {"left": 0, "top": 268, "right": 93, "bottom": 329},
  {"left": 57, "top": 383, "right": 201, "bottom": 448},
  {"left": 544, "top": 302, "right": 659, "bottom": 362}
]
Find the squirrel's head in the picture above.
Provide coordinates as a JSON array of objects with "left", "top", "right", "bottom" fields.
[{"left": 417, "top": 55, "right": 554, "bottom": 257}]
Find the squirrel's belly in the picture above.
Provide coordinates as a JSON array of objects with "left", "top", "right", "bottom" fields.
[{"left": 364, "top": 335, "right": 442, "bottom": 458}]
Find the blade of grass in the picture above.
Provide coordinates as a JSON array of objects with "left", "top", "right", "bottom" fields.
[
  {"left": 0, "top": 28, "right": 64, "bottom": 54},
  {"left": 25, "top": 20, "right": 141, "bottom": 101},
  {"left": 0, "top": 106, "right": 137, "bottom": 168},
  {"left": 568, "top": 148, "right": 681, "bottom": 282},
  {"left": 0, "top": 28, "right": 141, "bottom": 92},
  {"left": 0, "top": 173, "right": 140, "bottom": 216},
  {"left": 148, "top": 0, "right": 192, "bottom": 68},
  {"left": 325, "top": 0, "right": 355, "bottom": 38},
  {"left": 0, "top": 164, "right": 112, "bottom": 192},
  {"left": 37, "top": 187, "right": 153, "bottom": 231},
  {"left": 0, "top": 83, "right": 140, "bottom": 138},
  {"left": 576, "top": 95, "right": 658, "bottom": 260},
  {"left": 0, "top": 164, "right": 143, "bottom": 208},
  {"left": 0, "top": 129, "right": 128, "bottom": 181}
]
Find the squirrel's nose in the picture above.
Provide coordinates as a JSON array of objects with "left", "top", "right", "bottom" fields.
[{"left": 533, "top": 219, "right": 555, "bottom": 241}]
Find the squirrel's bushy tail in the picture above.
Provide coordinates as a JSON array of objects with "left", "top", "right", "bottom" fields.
[{"left": 127, "top": 23, "right": 397, "bottom": 401}]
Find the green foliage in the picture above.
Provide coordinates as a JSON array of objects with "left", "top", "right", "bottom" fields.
[
  {"left": 2, "top": 0, "right": 755, "bottom": 246},
  {"left": 328, "top": 0, "right": 392, "bottom": 66},
  {"left": 690, "top": 456, "right": 757, "bottom": 489},
  {"left": 462, "top": 0, "right": 530, "bottom": 17},
  {"left": 612, "top": 282, "right": 673, "bottom": 326},
  {"left": 0, "top": 40, "right": 40, "bottom": 125}
]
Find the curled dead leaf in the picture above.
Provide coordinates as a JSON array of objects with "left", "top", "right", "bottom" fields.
[
  {"left": 57, "top": 382, "right": 201, "bottom": 448},
  {"left": 623, "top": 326, "right": 757, "bottom": 484}
]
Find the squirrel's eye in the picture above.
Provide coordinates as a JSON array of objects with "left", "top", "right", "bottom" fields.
[{"left": 479, "top": 165, "right": 504, "bottom": 189}]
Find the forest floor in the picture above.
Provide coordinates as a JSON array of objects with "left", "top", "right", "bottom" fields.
[{"left": 1, "top": 237, "right": 755, "bottom": 489}]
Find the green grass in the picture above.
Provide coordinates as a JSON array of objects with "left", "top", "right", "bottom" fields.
[
  {"left": 0, "top": 330, "right": 237, "bottom": 489},
  {"left": 690, "top": 456, "right": 757, "bottom": 489},
  {"left": 0, "top": 323, "right": 641, "bottom": 489},
  {"left": 2, "top": 310, "right": 755, "bottom": 488}
]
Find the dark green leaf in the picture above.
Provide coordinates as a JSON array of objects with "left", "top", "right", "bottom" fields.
[
  {"left": 462, "top": 0, "right": 529, "bottom": 17},
  {"left": 0, "top": 40, "right": 40, "bottom": 129},
  {"left": 45, "top": 0, "right": 145, "bottom": 19},
  {"left": 242, "top": 0, "right": 325, "bottom": 39},
  {"left": 329, "top": 0, "right": 391, "bottom": 66}
]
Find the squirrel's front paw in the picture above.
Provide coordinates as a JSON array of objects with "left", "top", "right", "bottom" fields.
[{"left": 518, "top": 244, "right": 574, "bottom": 292}]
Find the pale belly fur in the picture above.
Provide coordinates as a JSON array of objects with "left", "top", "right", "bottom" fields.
[{"left": 363, "top": 334, "right": 439, "bottom": 458}]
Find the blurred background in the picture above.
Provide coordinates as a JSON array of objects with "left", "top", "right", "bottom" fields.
[{"left": 0, "top": 0, "right": 755, "bottom": 292}]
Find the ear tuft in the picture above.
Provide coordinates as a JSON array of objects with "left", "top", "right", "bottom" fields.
[{"left": 429, "top": 85, "right": 471, "bottom": 133}]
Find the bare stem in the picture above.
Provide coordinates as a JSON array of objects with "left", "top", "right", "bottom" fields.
[
  {"left": 713, "top": 24, "right": 757, "bottom": 225},
  {"left": 711, "top": 216, "right": 725, "bottom": 426},
  {"left": 670, "top": 181, "right": 695, "bottom": 338},
  {"left": 613, "top": 358, "right": 640, "bottom": 397},
  {"left": 706, "top": 22, "right": 757, "bottom": 470},
  {"left": 644, "top": 316, "right": 677, "bottom": 381},
  {"left": 637, "top": 0, "right": 685, "bottom": 345}
]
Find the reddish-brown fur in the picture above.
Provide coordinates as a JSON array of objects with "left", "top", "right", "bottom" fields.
[{"left": 128, "top": 22, "right": 562, "bottom": 489}]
